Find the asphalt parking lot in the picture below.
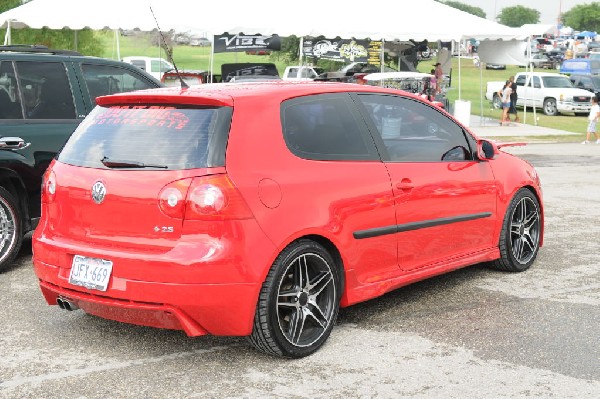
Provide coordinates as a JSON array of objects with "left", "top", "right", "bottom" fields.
[{"left": 1, "top": 142, "right": 599, "bottom": 398}]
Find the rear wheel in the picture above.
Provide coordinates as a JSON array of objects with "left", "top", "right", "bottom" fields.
[
  {"left": 0, "top": 187, "right": 23, "bottom": 272},
  {"left": 492, "top": 93, "right": 502, "bottom": 110},
  {"left": 249, "top": 239, "right": 340, "bottom": 358},
  {"left": 491, "top": 188, "right": 541, "bottom": 272}
]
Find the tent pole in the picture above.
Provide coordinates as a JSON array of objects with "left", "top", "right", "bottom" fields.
[
  {"left": 114, "top": 29, "right": 121, "bottom": 60},
  {"left": 299, "top": 36, "right": 304, "bottom": 65},
  {"left": 209, "top": 37, "right": 215, "bottom": 83},
  {"left": 458, "top": 40, "right": 462, "bottom": 100},
  {"left": 3, "top": 20, "right": 11, "bottom": 46},
  {"left": 381, "top": 38, "right": 385, "bottom": 72},
  {"left": 480, "top": 57, "right": 484, "bottom": 126}
]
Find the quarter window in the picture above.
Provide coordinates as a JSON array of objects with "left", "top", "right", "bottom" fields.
[
  {"left": 81, "top": 64, "right": 157, "bottom": 105},
  {"left": 281, "top": 94, "right": 377, "bottom": 161}
]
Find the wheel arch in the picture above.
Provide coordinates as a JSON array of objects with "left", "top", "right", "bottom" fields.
[
  {"left": 0, "top": 169, "right": 31, "bottom": 231},
  {"left": 265, "top": 234, "right": 346, "bottom": 298}
]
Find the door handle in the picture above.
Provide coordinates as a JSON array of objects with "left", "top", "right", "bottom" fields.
[
  {"left": 396, "top": 179, "right": 414, "bottom": 191},
  {"left": 0, "top": 137, "right": 31, "bottom": 150}
]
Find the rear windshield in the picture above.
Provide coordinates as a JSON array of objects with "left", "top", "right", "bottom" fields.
[{"left": 58, "top": 105, "right": 232, "bottom": 169}]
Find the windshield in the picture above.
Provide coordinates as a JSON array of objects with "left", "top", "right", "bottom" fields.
[
  {"left": 541, "top": 76, "right": 573, "bottom": 88},
  {"left": 58, "top": 105, "right": 232, "bottom": 170}
]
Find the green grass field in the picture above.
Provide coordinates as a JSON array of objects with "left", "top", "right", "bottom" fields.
[{"left": 99, "top": 31, "right": 587, "bottom": 138}]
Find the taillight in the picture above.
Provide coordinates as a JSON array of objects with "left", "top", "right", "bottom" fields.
[
  {"left": 185, "top": 174, "right": 253, "bottom": 221},
  {"left": 158, "top": 178, "right": 192, "bottom": 219},
  {"left": 41, "top": 170, "right": 57, "bottom": 204},
  {"left": 158, "top": 174, "right": 254, "bottom": 221}
]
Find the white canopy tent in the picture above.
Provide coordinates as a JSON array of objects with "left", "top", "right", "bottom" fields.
[
  {"left": 1, "top": 0, "right": 522, "bottom": 42},
  {"left": 0, "top": 0, "right": 527, "bottom": 126}
]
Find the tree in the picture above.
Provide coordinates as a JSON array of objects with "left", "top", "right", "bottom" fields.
[
  {"left": 0, "top": 0, "right": 21, "bottom": 13},
  {"left": 435, "top": 0, "right": 486, "bottom": 18},
  {"left": 497, "top": 6, "right": 540, "bottom": 27},
  {"left": 562, "top": 3, "right": 600, "bottom": 33}
]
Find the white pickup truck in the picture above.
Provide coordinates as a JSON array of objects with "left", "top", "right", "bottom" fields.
[
  {"left": 282, "top": 65, "right": 324, "bottom": 81},
  {"left": 485, "top": 72, "right": 593, "bottom": 116}
]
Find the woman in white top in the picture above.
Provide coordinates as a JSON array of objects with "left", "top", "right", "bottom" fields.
[{"left": 499, "top": 81, "right": 512, "bottom": 125}]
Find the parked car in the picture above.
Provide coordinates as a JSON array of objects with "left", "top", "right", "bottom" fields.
[
  {"left": 122, "top": 56, "right": 174, "bottom": 80},
  {"left": 485, "top": 63, "right": 506, "bottom": 70},
  {"left": 189, "top": 37, "right": 211, "bottom": 47},
  {"left": 160, "top": 70, "right": 221, "bottom": 86},
  {"left": 569, "top": 73, "right": 600, "bottom": 98},
  {"left": 528, "top": 53, "right": 554, "bottom": 69},
  {"left": 560, "top": 58, "right": 600, "bottom": 75},
  {"left": 282, "top": 65, "right": 325, "bottom": 81},
  {"left": 0, "top": 44, "right": 161, "bottom": 271},
  {"left": 33, "top": 82, "right": 544, "bottom": 358}
]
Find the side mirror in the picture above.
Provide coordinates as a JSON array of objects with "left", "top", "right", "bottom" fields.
[{"left": 477, "top": 139, "right": 498, "bottom": 160}]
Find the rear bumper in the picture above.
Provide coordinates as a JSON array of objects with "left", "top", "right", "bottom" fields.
[{"left": 34, "top": 258, "right": 261, "bottom": 336}]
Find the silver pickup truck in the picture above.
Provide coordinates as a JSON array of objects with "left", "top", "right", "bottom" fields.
[{"left": 485, "top": 72, "right": 593, "bottom": 116}]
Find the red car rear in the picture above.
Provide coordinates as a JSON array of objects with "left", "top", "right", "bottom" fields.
[{"left": 33, "top": 82, "right": 543, "bottom": 358}]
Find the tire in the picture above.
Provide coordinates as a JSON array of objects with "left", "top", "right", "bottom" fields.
[
  {"left": 543, "top": 98, "right": 558, "bottom": 116},
  {"left": 490, "top": 188, "right": 541, "bottom": 272},
  {"left": 0, "top": 187, "right": 23, "bottom": 273},
  {"left": 492, "top": 93, "right": 502, "bottom": 110},
  {"left": 249, "top": 239, "right": 340, "bottom": 358}
]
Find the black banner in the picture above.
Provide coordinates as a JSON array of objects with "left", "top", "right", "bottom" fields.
[
  {"left": 213, "top": 33, "right": 281, "bottom": 53},
  {"left": 303, "top": 38, "right": 381, "bottom": 63}
]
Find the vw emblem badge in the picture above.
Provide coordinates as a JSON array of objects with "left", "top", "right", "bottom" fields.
[{"left": 91, "top": 181, "right": 106, "bottom": 204}]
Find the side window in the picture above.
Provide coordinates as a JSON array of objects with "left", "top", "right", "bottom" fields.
[
  {"left": 15, "top": 61, "right": 76, "bottom": 119},
  {"left": 281, "top": 94, "right": 377, "bottom": 161},
  {"left": 288, "top": 68, "right": 298, "bottom": 78},
  {"left": 357, "top": 94, "right": 472, "bottom": 162},
  {"left": 81, "top": 64, "right": 157, "bottom": 105},
  {"left": 532, "top": 76, "right": 541, "bottom": 89},
  {"left": 0, "top": 61, "right": 23, "bottom": 119},
  {"left": 515, "top": 75, "right": 526, "bottom": 86},
  {"left": 150, "top": 60, "right": 160, "bottom": 73},
  {"left": 580, "top": 76, "right": 592, "bottom": 88},
  {"left": 130, "top": 60, "right": 146, "bottom": 70}
]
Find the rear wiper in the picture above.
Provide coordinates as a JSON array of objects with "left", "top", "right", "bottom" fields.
[{"left": 101, "top": 157, "right": 168, "bottom": 169}]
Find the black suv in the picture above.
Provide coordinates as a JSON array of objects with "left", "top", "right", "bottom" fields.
[
  {"left": 0, "top": 45, "right": 161, "bottom": 271},
  {"left": 569, "top": 74, "right": 600, "bottom": 99}
]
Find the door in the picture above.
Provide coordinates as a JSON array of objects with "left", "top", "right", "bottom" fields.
[
  {"left": 354, "top": 94, "right": 497, "bottom": 271},
  {"left": 1, "top": 59, "right": 85, "bottom": 220}
]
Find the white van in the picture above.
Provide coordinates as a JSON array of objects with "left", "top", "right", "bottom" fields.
[{"left": 122, "top": 56, "right": 174, "bottom": 80}]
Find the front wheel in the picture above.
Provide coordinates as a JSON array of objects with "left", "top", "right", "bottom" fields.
[
  {"left": 491, "top": 188, "right": 541, "bottom": 272},
  {"left": 543, "top": 98, "right": 558, "bottom": 116},
  {"left": 0, "top": 187, "right": 23, "bottom": 273},
  {"left": 249, "top": 239, "right": 340, "bottom": 358}
]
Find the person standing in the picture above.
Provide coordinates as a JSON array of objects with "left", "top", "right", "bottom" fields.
[
  {"left": 499, "top": 80, "right": 512, "bottom": 125},
  {"left": 582, "top": 96, "right": 600, "bottom": 144},
  {"left": 508, "top": 76, "right": 520, "bottom": 122}
]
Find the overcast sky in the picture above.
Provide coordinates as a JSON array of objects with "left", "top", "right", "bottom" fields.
[{"left": 459, "top": 0, "right": 582, "bottom": 26}]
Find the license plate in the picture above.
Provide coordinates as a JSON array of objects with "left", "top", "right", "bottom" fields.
[{"left": 69, "top": 255, "right": 113, "bottom": 291}]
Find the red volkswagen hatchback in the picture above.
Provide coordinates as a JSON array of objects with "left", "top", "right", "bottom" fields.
[{"left": 32, "top": 82, "right": 543, "bottom": 358}]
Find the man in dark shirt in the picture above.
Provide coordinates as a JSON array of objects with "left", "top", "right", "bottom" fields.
[{"left": 508, "top": 76, "right": 520, "bottom": 122}]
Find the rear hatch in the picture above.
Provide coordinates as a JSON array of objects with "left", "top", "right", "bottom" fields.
[{"left": 48, "top": 103, "right": 233, "bottom": 250}]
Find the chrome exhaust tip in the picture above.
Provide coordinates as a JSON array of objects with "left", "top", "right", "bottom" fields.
[{"left": 57, "top": 297, "right": 79, "bottom": 311}]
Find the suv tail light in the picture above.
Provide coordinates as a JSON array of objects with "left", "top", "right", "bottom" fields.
[
  {"left": 41, "top": 170, "right": 57, "bottom": 204},
  {"left": 158, "top": 175, "right": 253, "bottom": 221}
]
